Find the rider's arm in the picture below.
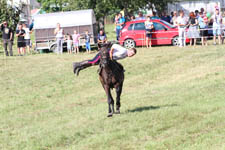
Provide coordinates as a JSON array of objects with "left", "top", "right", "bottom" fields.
[{"left": 110, "top": 47, "right": 114, "bottom": 60}]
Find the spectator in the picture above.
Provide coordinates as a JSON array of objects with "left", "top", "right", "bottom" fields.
[
  {"left": 135, "top": 12, "right": 145, "bottom": 20},
  {"left": 84, "top": 30, "right": 91, "bottom": 53},
  {"left": 200, "top": 8, "right": 204, "bottom": 14},
  {"left": 187, "top": 12, "right": 200, "bottom": 46},
  {"left": 171, "top": 11, "right": 174, "bottom": 18},
  {"left": 171, "top": 11, "right": 178, "bottom": 25},
  {"left": 198, "top": 12, "right": 208, "bottom": 46},
  {"left": 16, "top": 24, "right": 26, "bottom": 55},
  {"left": 114, "top": 13, "right": 119, "bottom": 31},
  {"left": 98, "top": 29, "right": 107, "bottom": 44},
  {"left": 176, "top": 10, "right": 188, "bottom": 47},
  {"left": 23, "top": 23, "right": 32, "bottom": 53},
  {"left": 212, "top": 9, "right": 222, "bottom": 45},
  {"left": 151, "top": 11, "right": 160, "bottom": 20},
  {"left": 73, "top": 30, "right": 80, "bottom": 54},
  {"left": 0, "top": 21, "right": 13, "bottom": 56},
  {"left": 130, "top": 15, "right": 136, "bottom": 21},
  {"left": 161, "top": 12, "right": 171, "bottom": 23},
  {"left": 203, "top": 11, "right": 209, "bottom": 24},
  {"left": 195, "top": 10, "right": 199, "bottom": 19},
  {"left": 145, "top": 16, "right": 154, "bottom": 48},
  {"left": 215, "top": 2, "right": 220, "bottom": 12},
  {"left": 54, "top": 23, "right": 64, "bottom": 54},
  {"left": 115, "top": 13, "right": 125, "bottom": 41},
  {"left": 29, "top": 19, "right": 34, "bottom": 31},
  {"left": 222, "top": 12, "right": 225, "bottom": 44},
  {"left": 66, "top": 34, "right": 73, "bottom": 54}
]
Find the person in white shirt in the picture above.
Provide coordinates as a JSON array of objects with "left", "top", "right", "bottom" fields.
[
  {"left": 73, "top": 44, "right": 137, "bottom": 76},
  {"left": 176, "top": 10, "right": 188, "bottom": 47},
  {"left": 22, "top": 24, "right": 32, "bottom": 53},
  {"left": 145, "top": 16, "right": 154, "bottom": 48},
  {"left": 171, "top": 11, "right": 178, "bottom": 26},
  {"left": 54, "top": 23, "right": 64, "bottom": 54},
  {"left": 212, "top": 9, "right": 222, "bottom": 45}
]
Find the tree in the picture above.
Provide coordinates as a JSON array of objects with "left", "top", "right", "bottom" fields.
[
  {"left": 37, "top": 0, "right": 68, "bottom": 12},
  {"left": 0, "top": 0, "right": 24, "bottom": 32},
  {"left": 37, "top": 0, "right": 176, "bottom": 23}
]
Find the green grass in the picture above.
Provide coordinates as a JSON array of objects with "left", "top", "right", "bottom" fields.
[
  {"left": 105, "top": 23, "right": 116, "bottom": 41},
  {"left": 0, "top": 26, "right": 225, "bottom": 149}
]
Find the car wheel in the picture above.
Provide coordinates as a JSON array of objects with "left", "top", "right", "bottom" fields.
[
  {"left": 124, "top": 39, "right": 135, "bottom": 48},
  {"left": 172, "top": 36, "right": 179, "bottom": 46}
]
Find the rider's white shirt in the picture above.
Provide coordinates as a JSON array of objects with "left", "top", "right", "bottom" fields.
[{"left": 111, "top": 44, "right": 128, "bottom": 60}]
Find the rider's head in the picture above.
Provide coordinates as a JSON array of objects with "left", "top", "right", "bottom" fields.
[{"left": 127, "top": 48, "right": 137, "bottom": 57}]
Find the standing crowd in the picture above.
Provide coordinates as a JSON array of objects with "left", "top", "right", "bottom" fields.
[
  {"left": 1, "top": 3, "right": 225, "bottom": 56},
  {"left": 54, "top": 23, "right": 107, "bottom": 54},
  {"left": 0, "top": 22, "right": 32, "bottom": 56},
  {"left": 114, "top": 2, "right": 225, "bottom": 48}
]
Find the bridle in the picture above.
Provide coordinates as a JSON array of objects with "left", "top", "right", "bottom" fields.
[{"left": 100, "top": 46, "right": 110, "bottom": 68}]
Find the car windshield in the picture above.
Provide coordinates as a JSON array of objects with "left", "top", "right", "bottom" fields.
[{"left": 160, "top": 20, "right": 176, "bottom": 28}]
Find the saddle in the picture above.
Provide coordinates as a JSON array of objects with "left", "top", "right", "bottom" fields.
[{"left": 98, "top": 60, "right": 125, "bottom": 75}]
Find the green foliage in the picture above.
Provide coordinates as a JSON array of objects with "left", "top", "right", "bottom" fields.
[
  {"left": 0, "top": 0, "right": 24, "bottom": 32},
  {"left": 37, "top": 0, "right": 69, "bottom": 12},
  {"left": 37, "top": 0, "right": 176, "bottom": 21}
]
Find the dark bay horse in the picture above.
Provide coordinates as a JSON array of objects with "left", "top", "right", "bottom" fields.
[{"left": 99, "top": 43, "right": 124, "bottom": 117}]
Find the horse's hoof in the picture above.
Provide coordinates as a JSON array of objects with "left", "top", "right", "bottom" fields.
[
  {"left": 73, "top": 63, "right": 80, "bottom": 75},
  {"left": 76, "top": 69, "right": 80, "bottom": 76},
  {"left": 107, "top": 113, "right": 113, "bottom": 117}
]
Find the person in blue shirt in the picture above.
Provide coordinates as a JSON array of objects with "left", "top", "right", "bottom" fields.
[
  {"left": 98, "top": 29, "right": 107, "bottom": 44},
  {"left": 151, "top": 11, "right": 160, "bottom": 20},
  {"left": 116, "top": 13, "right": 125, "bottom": 41},
  {"left": 198, "top": 12, "right": 208, "bottom": 46},
  {"left": 84, "top": 30, "right": 91, "bottom": 53},
  {"left": 161, "top": 12, "right": 171, "bottom": 23}
]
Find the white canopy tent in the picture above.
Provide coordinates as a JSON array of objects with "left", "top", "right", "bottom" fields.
[
  {"left": 33, "top": 9, "right": 98, "bottom": 51},
  {"left": 34, "top": 9, "right": 96, "bottom": 29}
]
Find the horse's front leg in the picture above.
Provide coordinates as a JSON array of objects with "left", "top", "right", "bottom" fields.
[
  {"left": 104, "top": 85, "right": 114, "bottom": 117},
  {"left": 115, "top": 83, "right": 123, "bottom": 114}
]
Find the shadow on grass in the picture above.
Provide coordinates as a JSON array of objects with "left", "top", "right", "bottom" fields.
[{"left": 126, "top": 104, "right": 178, "bottom": 113}]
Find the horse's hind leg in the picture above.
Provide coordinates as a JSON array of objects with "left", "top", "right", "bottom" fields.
[
  {"left": 104, "top": 86, "right": 114, "bottom": 117},
  {"left": 115, "top": 83, "right": 123, "bottom": 114}
]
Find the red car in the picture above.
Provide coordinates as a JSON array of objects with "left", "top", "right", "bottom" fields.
[{"left": 119, "top": 19, "right": 190, "bottom": 48}]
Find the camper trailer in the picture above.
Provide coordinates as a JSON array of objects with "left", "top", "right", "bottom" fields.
[{"left": 33, "top": 9, "right": 97, "bottom": 51}]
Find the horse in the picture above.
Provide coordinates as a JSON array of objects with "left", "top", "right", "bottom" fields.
[{"left": 98, "top": 43, "right": 125, "bottom": 117}]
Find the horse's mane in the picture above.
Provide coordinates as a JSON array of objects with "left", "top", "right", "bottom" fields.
[{"left": 99, "top": 43, "right": 124, "bottom": 78}]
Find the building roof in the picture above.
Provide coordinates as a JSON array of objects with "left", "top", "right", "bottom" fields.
[{"left": 33, "top": 9, "right": 96, "bottom": 29}]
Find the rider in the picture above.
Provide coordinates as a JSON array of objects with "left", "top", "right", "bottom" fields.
[{"left": 73, "top": 44, "right": 137, "bottom": 76}]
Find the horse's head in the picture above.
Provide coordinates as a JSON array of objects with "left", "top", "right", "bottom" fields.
[{"left": 99, "top": 42, "right": 112, "bottom": 67}]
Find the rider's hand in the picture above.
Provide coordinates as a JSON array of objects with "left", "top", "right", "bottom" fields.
[{"left": 110, "top": 53, "right": 113, "bottom": 60}]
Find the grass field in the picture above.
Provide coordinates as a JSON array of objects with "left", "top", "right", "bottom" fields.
[{"left": 1, "top": 26, "right": 225, "bottom": 150}]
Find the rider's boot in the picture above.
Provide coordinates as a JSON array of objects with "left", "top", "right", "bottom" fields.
[{"left": 73, "top": 60, "right": 92, "bottom": 76}]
